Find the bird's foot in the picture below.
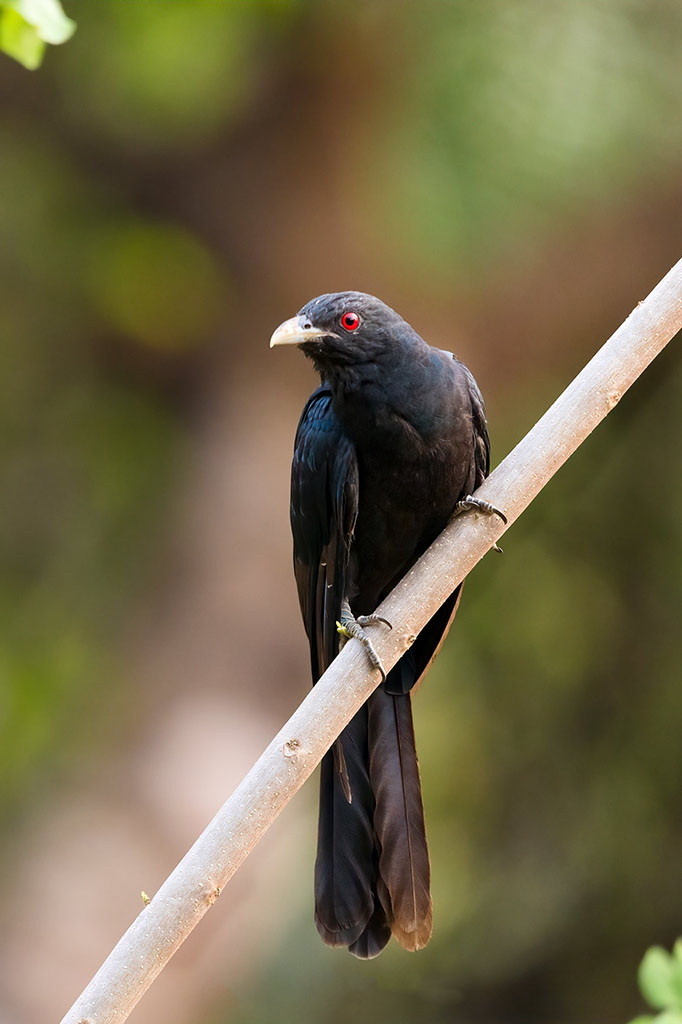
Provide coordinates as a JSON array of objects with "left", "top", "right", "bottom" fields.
[
  {"left": 453, "top": 495, "right": 507, "bottom": 553},
  {"left": 337, "top": 604, "right": 392, "bottom": 683},
  {"left": 453, "top": 494, "right": 508, "bottom": 525}
]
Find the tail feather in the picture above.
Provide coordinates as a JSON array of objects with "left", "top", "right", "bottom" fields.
[
  {"left": 368, "top": 688, "right": 432, "bottom": 951},
  {"left": 314, "top": 707, "right": 376, "bottom": 946},
  {"left": 315, "top": 676, "right": 433, "bottom": 956},
  {"left": 348, "top": 894, "right": 392, "bottom": 959}
]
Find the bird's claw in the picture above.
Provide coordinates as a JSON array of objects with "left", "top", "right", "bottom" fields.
[
  {"left": 356, "top": 614, "right": 392, "bottom": 630},
  {"left": 454, "top": 494, "right": 508, "bottom": 526},
  {"left": 337, "top": 609, "right": 390, "bottom": 683}
]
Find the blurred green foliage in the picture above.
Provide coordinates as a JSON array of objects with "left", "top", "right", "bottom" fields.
[
  {"left": 0, "top": 0, "right": 315, "bottom": 823},
  {"left": 0, "top": 0, "right": 317, "bottom": 821},
  {"left": 0, "top": 0, "right": 74, "bottom": 69},
  {"left": 0, "top": 313, "right": 179, "bottom": 811},
  {"left": 88, "top": 221, "right": 221, "bottom": 350},
  {"left": 59, "top": 2, "right": 270, "bottom": 148},
  {"left": 1, "top": 2, "right": 681, "bottom": 1023},
  {"left": 369, "top": 1, "right": 682, "bottom": 275}
]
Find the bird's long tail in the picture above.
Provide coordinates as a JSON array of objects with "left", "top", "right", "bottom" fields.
[
  {"left": 314, "top": 689, "right": 431, "bottom": 958},
  {"left": 314, "top": 707, "right": 384, "bottom": 950},
  {"left": 367, "top": 688, "right": 432, "bottom": 952}
]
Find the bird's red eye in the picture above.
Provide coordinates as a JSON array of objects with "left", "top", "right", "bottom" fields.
[{"left": 340, "top": 311, "right": 360, "bottom": 331}]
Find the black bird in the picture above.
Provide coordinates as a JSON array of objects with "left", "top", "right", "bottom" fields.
[{"left": 270, "top": 292, "right": 503, "bottom": 958}]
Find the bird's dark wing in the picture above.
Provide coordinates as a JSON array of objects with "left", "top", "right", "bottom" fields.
[
  {"left": 291, "top": 386, "right": 378, "bottom": 949},
  {"left": 386, "top": 354, "right": 491, "bottom": 697},
  {"left": 456, "top": 356, "right": 491, "bottom": 485},
  {"left": 290, "top": 384, "right": 359, "bottom": 681}
]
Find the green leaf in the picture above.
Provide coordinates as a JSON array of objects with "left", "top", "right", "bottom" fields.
[
  {"left": 627, "top": 1016, "right": 655, "bottom": 1024},
  {"left": 4, "top": 0, "right": 75, "bottom": 44},
  {"left": 0, "top": 7, "right": 44, "bottom": 68},
  {"left": 639, "top": 948, "right": 681, "bottom": 1011},
  {"left": 672, "top": 952, "right": 682, "bottom": 1007}
]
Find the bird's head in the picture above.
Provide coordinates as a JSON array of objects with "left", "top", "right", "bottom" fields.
[{"left": 270, "top": 292, "right": 410, "bottom": 374}]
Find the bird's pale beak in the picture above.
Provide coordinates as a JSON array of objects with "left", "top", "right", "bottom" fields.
[{"left": 269, "top": 316, "right": 329, "bottom": 348}]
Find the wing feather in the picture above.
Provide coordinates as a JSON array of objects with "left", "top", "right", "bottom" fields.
[{"left": 291, "top": 385, "right": 358, "bottom": 680}]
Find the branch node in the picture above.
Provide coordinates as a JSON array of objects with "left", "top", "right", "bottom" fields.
[
  {"left": 283, "top": 738, "right": 301, "bottom": 758},
  {"left": 207, "top": 886, "right": 221, "bottom": 905}
]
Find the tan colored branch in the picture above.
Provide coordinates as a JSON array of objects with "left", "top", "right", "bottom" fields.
[{"left": 61, "top": 260, "right": 682, "bottom": 1024}]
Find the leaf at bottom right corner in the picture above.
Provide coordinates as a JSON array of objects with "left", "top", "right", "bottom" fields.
[{"left": 639, "top": 948, "right": 681, "bottom": 1011}]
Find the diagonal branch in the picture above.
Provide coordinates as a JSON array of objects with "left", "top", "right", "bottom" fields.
[{"left": 61, "top": 259, "right": 682, "bottom": 1024}]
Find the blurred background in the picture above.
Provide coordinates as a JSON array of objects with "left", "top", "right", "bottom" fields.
[{"left": 0, "top": 2, "right": 681, "bottom": 1022}]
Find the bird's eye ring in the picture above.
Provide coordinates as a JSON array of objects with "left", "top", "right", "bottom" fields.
[{"left": 340, "top": 311, "right": 360, "bottom": 331}]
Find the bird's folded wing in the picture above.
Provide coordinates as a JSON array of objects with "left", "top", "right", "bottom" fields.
[{"left": 290, "top": 385, "right": 359, "bottom": 681}]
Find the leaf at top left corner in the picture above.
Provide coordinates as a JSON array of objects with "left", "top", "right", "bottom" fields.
[
  {"left": 0, "top": 6, "right": 44, "bottom": 69},
  {"left": 4, "top": 0, "right": 75, "bottom": 45}
]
